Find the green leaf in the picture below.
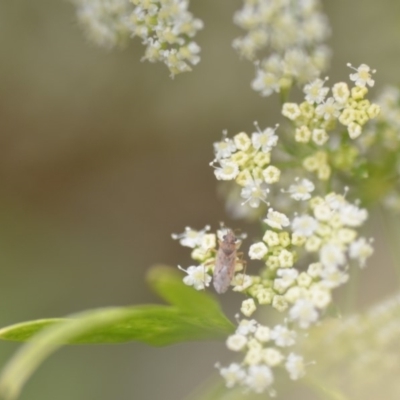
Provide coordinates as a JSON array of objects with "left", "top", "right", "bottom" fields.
[{"left": 0, "top": 265, "right": 234, "bottom": 400}]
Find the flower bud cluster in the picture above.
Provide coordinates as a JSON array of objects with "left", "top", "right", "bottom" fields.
[
  {"left": 71, "top": 0, "right": 134, "bottom": 48},
  {"left": 72, "top": 0, "right": 203, "bottom": 76},
  {"left": 210, "top": 125, "right": 280, "bottom": 209},
  {"left": 233, "top": 0, "right": 331, "bottom": 96},
  {"left": 216, "top": 319, "right": 305, "bottom": 394},
  {"left": 173, "top": 64, "right": 375, "bottom": 394},
  {"left": 282, "top": 64, "right": 380, "bottom": 180}
]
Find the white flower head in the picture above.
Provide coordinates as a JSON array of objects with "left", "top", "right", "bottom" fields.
[
  {"left": 347, "top": 63, "right": 376, "bottom": 87},
  {"left": 292, "top": 215, "right": 318, "bottom": 237},
  {"left": 303, "top": 77, "right": 329, "bottom": 104},
  {"left": 226, "top": 334, "right": 248, "bottom": 351},
  {"left": 236, "top": 319, "right": 258, "bottom": 336},
  {"left": 282, "top": 103, "right": 301, "bottom": 120},
  {"left": 315, "top": 97, "right": 342, "bottom": 120},
  {"left": 285, "top": 353, "right": 306, "bottom": 380},
  {"left": 264, "top": 208, "right": 290, "bottom": 230},
  {"left": 213, "top": 132, "right": 237, "bottom": 160},
  {"left": 332, "top": 82, "right": 350, "bottom": 104},
  {"left": 320, "top": 243, "right": 346, "bottom": 269},
  {"left": 172, "top": 225, "right": 211, "bottom": 248},
  {"left": 288, "top": 178, "right": 315, "bottom": 201},
  {"left": 178, "top": 265, "right": 211, "bottom": 290},
  {"left": 251, "top": 69, "right": 280, "bottom": 97},
  {"left": 338, "top": 203, "right": 368, "bottom": 227},
  {"left": 241, "top": 298, "right": 257, "bottom": 317},
  {"left": 212, "top": 160, "right": 240, "bottom": 181},
  {"left": 349, "top": 237, "right": 374, "bottom": 267},
  {"left": 241, "top": 178, "right": 269, "bottom": 208},
  {"left": 245, "top": 365, "right": 274, "bottom": 393},
  {"left": 251, "top": 122, "right": 279, "bottom": 153},
  {"left": 263, "top": 165, "right": 281, "bottom": 184},
  {"left": 270, "top": 324, "right": 297, "bottom": 347},
  {"left": 289, "top": 299, "right": 319, "bottom": 328},
  {"left": 219, "top": 363, "right": 246, "bottom": 388},
  {"left": 249, "top": 242, "right": 269, "bottom": 259}
]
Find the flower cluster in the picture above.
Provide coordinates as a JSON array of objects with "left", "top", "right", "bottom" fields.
[
  {"left": 173, "top": 64, "right": 376, "bottom": 394},
  {"left": 72, "top": 0, "right": 203, "bottom": 76},
  {"left": 210, "top": 125, "right": 280, "bottom": 209},
  {"left": 282, "top": 64, "right": 380, "bottom": 180},
  {"left": 71, "top": 0, "right": 134, "bottom": 48},
  {"left": 217, "top": 319, "right": 305, "bottom": 394},
  {"left": 233, "top": 0, "right": 331, "bottom": 96}
]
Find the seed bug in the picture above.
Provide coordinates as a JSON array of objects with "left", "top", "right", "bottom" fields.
[{"left": 213, "top": 228, "right": 245, "bottom": 294}]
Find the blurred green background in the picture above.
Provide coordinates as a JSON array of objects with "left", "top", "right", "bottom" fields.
[{"left": 1, "top": 1, "right": 400, "bottom": 399}]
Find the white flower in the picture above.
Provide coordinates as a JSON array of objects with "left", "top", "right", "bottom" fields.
[
  {"left": 332, "top": 82, "right": 350, "bottom": 104},
  {"left": 255, "top": 326, "right": 271, "bottom": 342},
  {"left": 245, "top": 365, "right": 274, "bottom": 393},
  {"left": 251, "top": 125, "right": 279, "bottom": 153},
  {"left": 263, "top": 347, "right": 284, "bottom": 366},
  {"left": 303, "top": 78, "right": 329, "bottom": 104},
  {"left": 178, "top": 265, "right": 211, "bottom": 290},
  {"left": 264, "top": 208, "right": 290, "bottom": 230},
  {"left": 262, "top": 165, "right": 281, "bottom": 184},
  {"left": 310, "top": 285, "right": 332, "bottom": 308},
  {"left": 278, "top": 249, "right": 294, "bottom": 268},
  {"left": 251, "top": 69, "right": 280, "bottom": 97},
  {"left": 338, "top": 203, "right": 368, "bottom": 227},
  {"left": 348, "top": 63, "right": 376, "bottom": 87},
  {"left": 226, "top": 334, "right": 248, "bottom": 351},
  {"left": 236, "top": 319, "right": 258, "bottom": 336},
  {"left": 241, "top": 298, "right": 257, "bottom": 317},
  {"left": 241, "top": 179, "right": 269, "bottom": 208},
  {"left": 320, "top": 243, "right": 346, "bottom": 269},
  {"left": 213, "top": 137, "right": 236, "bottom": 160},
  {"left": 291, "top": 215, "right": 318, "bottom": 237},
  {"left": 289, "top": 299, "right": 319, "bottom": 328},
  {"left": 234, "top": 132, "right": 252, "bottom": 151},
  {"left": 349, "top": 237, "right": 373, "bottom": 267},
  {"left": 288, "top": 178, "right": 315, "bottom": 201},
  {"left": 249, "top": 242, "right": 269, "bottom": 259},
  {"left": 270, "top": 325, "right": 297, "bottom": 347},
  {"left": 282, "top": 103, "right": 301, "bottom": 120},
  {"left": 219, "top": 363, "right": 246, "bottom": 388},
  {"left": 172, "top": 225, "right": 210, "bottom": 248},
  {"left": 213, "top": 160, "right": 240, "bottom": 180},
  {"left": 232, "top": 274, "right": 253, "bottom": 292},
  {"left": 315, "top": 97, "right": 342, "bottom": 120},
  {"left": 320, "top": 266, "right": 349, "bottom": 288},
  {"left": 348, "top": 122, "right": 362, "bottom": 139},
  {"left": 312, "top": 128, "right": 329, "bottom": 145},
  {"left": 276, "top": 268, "right": 299, "bottom": 289},
  {"left": 285, "top": 353, "right": 306, "bottom": 380}
]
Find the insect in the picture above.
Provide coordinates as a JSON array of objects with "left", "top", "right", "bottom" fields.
[{"left": 213, "top": 229, "right": 244, "bottom": 294}]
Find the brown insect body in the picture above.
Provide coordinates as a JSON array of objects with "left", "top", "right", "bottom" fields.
[{"left": 213, "top": 229, "right": 240, "bottom": 294}]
